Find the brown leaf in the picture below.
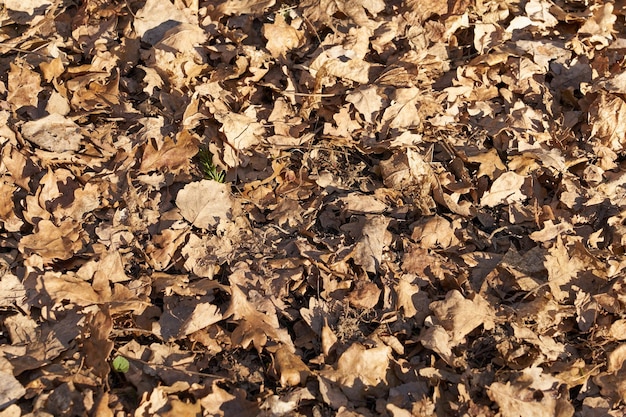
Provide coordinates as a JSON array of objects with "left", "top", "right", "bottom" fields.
[
  {"left": 139, "top": 130, "right": 199, "bottom": 173},
  {"left": 224, "top": 282, "right": 294, "bottom": 351},
  {"left": 348, "top": 279, "right": 381, "bottom": 309},
  {"left": 273, "top": 345, "right": 310, "bottom": 387},
  {"left": 81, "top": 306, "right": 113, "bottom": 379},
  {"left": 263, "top": 14, "right": 305, "bottom": 58},
  {"left": 19, "top": 220, "right": 86, "bottom": 261},
  {"left": 175, "top": 180, "right": 236, "bottom": 229},
  {"left": 21, "top": 114, "right": 83, "bottom": 153}
]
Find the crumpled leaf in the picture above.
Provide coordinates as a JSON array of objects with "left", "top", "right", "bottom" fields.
[
  {"left": 139, "top": 130, "right": 199, "bottom": 173},
  {"left": 263, "top": 14, "right": 305, "bottom": 58},
  {"left": 323, "top": 343, "right": 393, "bottom": 402}
]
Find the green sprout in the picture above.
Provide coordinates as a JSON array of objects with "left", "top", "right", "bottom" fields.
[
  {"left": 111, "top": 355, "right": 130, "bottom": 373},
  {"left": 197, "top": 147, "right": 225, "bottom": 183}
]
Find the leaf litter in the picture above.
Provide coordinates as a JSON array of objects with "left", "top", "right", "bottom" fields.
[{"left": 1, "top": 0, "right": 626, "bottom": 415}]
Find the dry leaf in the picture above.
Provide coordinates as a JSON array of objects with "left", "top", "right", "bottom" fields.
[
  {"left": 350, "top": 215, "right": 391, "bottom": 273},
  {"left": 21, "top": 114, "right": 83, "bottom": 152},
  {"left": 263, "top": 14, "right": 305, "bottom": 58},
  {"left": 428, "top": 290, "right": 495, "bottom": 346},
  {"left": 176, "top": 180, "right": 236, "bottom": 229},
  {"left": 273, "top": 345, "right": 310, "bottom": 387},
  {"left": 19, "top": 220, "right": 86, "bottom": 261},
  {"left": 480, "top": 172, "right": 527, "bottom": 207}
]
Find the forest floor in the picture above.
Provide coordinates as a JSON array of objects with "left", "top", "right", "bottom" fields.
[{"left": 2, "top": 0, "right": 626, "bottom": 416}]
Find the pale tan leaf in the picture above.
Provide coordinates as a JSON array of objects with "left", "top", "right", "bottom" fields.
[
  {"left": 329, "top": 343, "right": 393, "bottom": 402},
  {"left": 346, "top": 86, "right": 383, "bottom": 124},
  {"left": 544, "top": 236, "right": 585, "bottom": 302},
  {"left": 262, "top": 14, "right": 304, "bottom": 58},
  {"left": 411, "top": 215, "right": 460, "bottom": 250},
  {"left": 351, "top": 215, "right": 390, "bottom": 273},
  {"left": 175, "top": 180, "right": 235, "bottom": 229},
  {"left": 480, "top": 172, "right": 527, "bottom": 207},
  {"left": 419, "top": 325, "right": 452, "bottom": 362},
  {"left": 589, "top": 93, "right": 626, "bottom": 153},
  {"left": 338, "top": 194, "right": 387, "bottom": 214},
  {"left": 180, "top": 302, "right": 222, "bottom": 338},
  {"left": 273, "top": 345, "right": 310, "bottom": 387},
  {"left": 321, "top": 319, "right": 338, "bottom": 357},
  {"left": 578, "top": 3, "right": 616, "bottom": 38},
  {"left": 214, "top": 0, "right": 275, "bottom": 16},
  {"left": 21, "top": 114, "right": 83, "bottom": 153},
  {"left": 7, "top": 59, "right": 41, "bottom": 110},
  {"left": 466, "top": 149, "right": 506, "bottom": 180},
  {"left": 134, "top": 0, "right": 194, "bottom": 44},
  {"left": 0, "top": 371, "right": 25, "bottom": 409},
  {"left": 488, "top": 380, "right": 572, "bottom": 417},
  {"left": 429, "top": 290, "right": 495, "bottom": 346}
]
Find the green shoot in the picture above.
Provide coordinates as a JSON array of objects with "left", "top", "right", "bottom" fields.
[{"left": 197, "top": 148, "right": 225, "bottom": 183}]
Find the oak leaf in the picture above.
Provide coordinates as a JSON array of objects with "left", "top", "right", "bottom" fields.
[
  {"left": 262, "top": 14, "right": 305, "bottom": 58},
  {"left": 18, "top": 220, "right": 86, "bottom": 261}
]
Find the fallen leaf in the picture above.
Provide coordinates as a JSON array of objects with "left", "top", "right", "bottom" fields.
[
  {"left": 480, "top": 172, "right": 527, "bottom": 207},
  {"left": 263, "top": 14, "right": 305, "bottom": 58},
  {"left": 176, "top": 180, "right": 236, "bottom": 229},
  {"left": 273, "top": 345, "right": 310, "bottom": 387},
  {"left": 20, "top": 114, "right": 83, "bottom": 153}
]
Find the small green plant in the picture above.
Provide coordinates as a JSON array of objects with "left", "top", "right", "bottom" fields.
[
  {"left": 111, "top": 355, "right": 130, "bottom": 373},
  {"left": 197, "top": 148, "right": 225, "bottom": 183}
]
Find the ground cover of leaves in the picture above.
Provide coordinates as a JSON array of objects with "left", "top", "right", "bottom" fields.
[{"left": 2, "top": 0, "right": 626, "bottom": 415}]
